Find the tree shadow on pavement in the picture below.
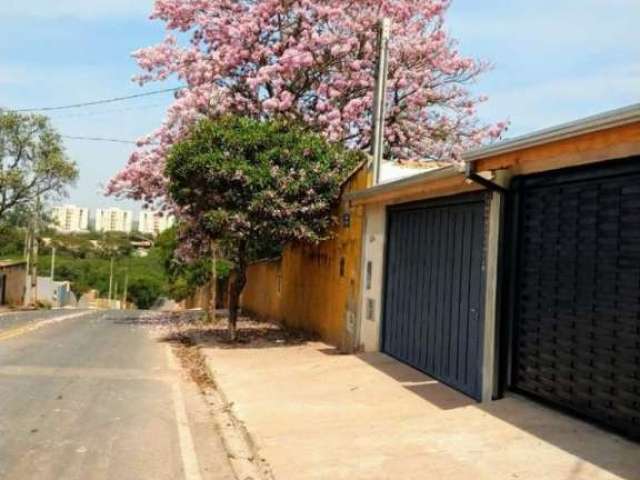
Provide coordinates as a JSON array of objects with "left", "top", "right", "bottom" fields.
[
  {"left": 172, "top": 319, "right": 314, "bottom": 350},
  {"left": 112, "top": 310, "right": 314, "bottom": 350}
]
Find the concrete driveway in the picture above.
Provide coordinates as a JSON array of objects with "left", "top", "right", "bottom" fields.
[{"left": 202, "top": 340, "right": 640, "bottom": 480}]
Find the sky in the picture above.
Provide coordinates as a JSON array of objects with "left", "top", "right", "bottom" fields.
[{"left": 1, "top": 0, "right": 639, "bottom": 213}]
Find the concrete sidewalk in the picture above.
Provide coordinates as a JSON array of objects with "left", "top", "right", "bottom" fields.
[{"left": 201, "top": 341, "right": 639, "bottom": 480}]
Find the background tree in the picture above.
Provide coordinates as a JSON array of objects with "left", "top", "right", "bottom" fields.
[
  {"left": 36, "top": 246, "right": 168, "bottom": 309},
  {"left": 156, "top": 226, "right": 231, "bottom": 305},
  {"left": 109, "top": 0, "right": 506, "bottom": 206},
  {"left": 166, "top": 116, "right": 364, "bottom": 339},
  {"left": 0, "top": 111, "right": 78, "bottom": 221}
]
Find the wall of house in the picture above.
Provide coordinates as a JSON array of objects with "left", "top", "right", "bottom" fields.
[
  {"left": 357, "top": 189, "right": 502, "bottom": 402},
  {"left": 237, "top": 260, "right": 282, "bottom": 320},
  {"left": 241, "top": 166, "right": 368, "bottom": 351},
  {"left": 358, "top": 203, "right": 386, "bottom": 352},
  {"left": 0, "top": 264, "right": 26, "bottom": 306},
  {"left": 355, "top": 174, "right": 486, "bottom": 353}
]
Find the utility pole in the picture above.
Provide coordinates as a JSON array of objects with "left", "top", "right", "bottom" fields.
[
  {"left": 23, "top": 228, "right": 30, "bottom": 259},
  {"left": 108, "top": 257, "right": 114, "bottom": 302},
  {"left": 371, "top": 17, "right": 391, "bottom": 186},
  {"left": 24, "top": 228, "right": 32, "bottom": 307},
  {"left": 30, "top": 195, "right": 41, "bottom": 306},
  {"left": 50, "top": 246, "right": 56, "bottom": 280},
  {"left": 122, "top": 268, "right": 128, "bottom": 310}
]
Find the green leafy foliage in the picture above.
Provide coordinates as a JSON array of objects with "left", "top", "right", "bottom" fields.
[
  {"left": 0, "top": 224, "right": 25, "bottom": 259},
  {"left": 155, "top": 226, "right": 231, "bottom": 302},
  {"left": 44, "top": 230, "right": 137, "bottom": 259},
  {"left": 0, "top": 111, "right": 78, "bottom": 221},
  {"left": 166, "top": 116, "right": 363, "bottom": 252},
  {"left": 36, "top": 250, "right": 167, "bottom": 309},
  {"left": 165, "top": 115, "right": 364, "bottom": 336}
]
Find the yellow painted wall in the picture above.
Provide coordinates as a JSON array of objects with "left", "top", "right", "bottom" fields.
[
  {"left": 241, "top": 166, "right": 368, "bottom": 351},
  {"left": 240, "top": 259, "right": 283, "bottom": 321},
  {"left": 181, "top": 279, "right": 229, "bottom": 310}
]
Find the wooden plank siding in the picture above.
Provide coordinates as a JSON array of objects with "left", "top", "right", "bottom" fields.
[{"left": 475, "top": 122, "right": 640, "bottom": 175}]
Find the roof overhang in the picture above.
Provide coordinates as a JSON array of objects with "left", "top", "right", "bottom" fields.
[
  {"left": 464, "top": 103, "right": 640, "bottom": 164},
  {"left": 345, "top": 165, "right": 486, "bottom": 206},
  {"left": 0, "top": 260, "right": 27, "bottom": 268}
]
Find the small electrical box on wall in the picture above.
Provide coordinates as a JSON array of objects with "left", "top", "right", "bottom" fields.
[
  {"left": 366, "top": 298, "right": 375, "bottom": 321},
  {"left": 366, "top": 261, "right": 373, "bottom": 290}
]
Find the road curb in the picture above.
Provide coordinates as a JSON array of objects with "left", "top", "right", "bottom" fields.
[{"left": 188, "top": 335, "right": 275, "bottom": 480}]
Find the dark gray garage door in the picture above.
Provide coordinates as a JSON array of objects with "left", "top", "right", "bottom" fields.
[
  {"left": 383, "top": 193, "right": 486, "bottom": 400},
  {"left": 513, "top": 158, "right": 640, "bottom": 438}
]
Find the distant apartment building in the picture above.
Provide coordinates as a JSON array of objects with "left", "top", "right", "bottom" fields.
[
  {"left": 50, "top": 205, "right": 89, "bottom": 233},
  {"left": 95, "top": 208, "right": 133, "bottom": 233},
  {"left": 138, "top": 211, "right": 175, "bottom": 236}
]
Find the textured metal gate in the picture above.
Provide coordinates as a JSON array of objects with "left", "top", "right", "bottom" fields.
[
  {"left": 513, "top": 159, "right": 640, "bottom": 438},
  {"left": 383, "top": 193, "right": 486, "bottom": 400}
]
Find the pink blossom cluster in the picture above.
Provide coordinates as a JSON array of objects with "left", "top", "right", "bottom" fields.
[{"left": 108, "top": 0, "right": 507, "bottom": 206}]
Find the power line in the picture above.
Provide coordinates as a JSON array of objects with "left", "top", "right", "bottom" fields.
[
  {"left": 8, "top": 87, "right": 185, "bottom": 113},
  {"left": 5, "top": 46, "right": 355, "bottom": 115},
  {"left": 49, "top": 103, "right": 166, "bottom": 120},
  {"left": 5, "top": 43, "right": 363, "bottom": 117},
  {"left": 61, "top": 135, "right": 140, "bottom": 145}
]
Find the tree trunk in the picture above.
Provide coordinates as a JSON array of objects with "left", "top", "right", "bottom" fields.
[
  {"left": 208, "top": 241, "right": 217, "bottom": 322},
  {"left": 227, "top": 241, "right": 247, "bottom": 342}
]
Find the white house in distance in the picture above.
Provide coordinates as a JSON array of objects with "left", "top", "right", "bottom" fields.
[
  {"left": 50, "top": 205, "right": 89, "bottom": 233},
  {"left": 95, "top": 208, "right": 133, "bottom": 233},
  {"left": 138, "top": 210, "right": 175, "bottom": 236}
]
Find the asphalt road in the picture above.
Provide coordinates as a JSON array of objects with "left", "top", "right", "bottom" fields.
[
  {"left": 0, "top": 309, "right": 81, "bottom": 333},
  {"left": 0, "top": 310, "right": 234, "bottom": 480}
]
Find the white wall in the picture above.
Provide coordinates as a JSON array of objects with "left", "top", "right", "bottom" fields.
[{"left": 358, "top": 203, "right": 387, "bottom": 352}]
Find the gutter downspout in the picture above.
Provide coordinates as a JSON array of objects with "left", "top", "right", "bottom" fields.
[
  {"left": 464, "top": 162, "right": 508, "bottom": 193},
  {"left": 465, "top": 161, "right": 510, "bottom": 401}
]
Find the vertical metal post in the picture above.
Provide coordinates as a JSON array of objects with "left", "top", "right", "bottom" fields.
[
  {"left": 50, "top": 246, "right": 56, "bottom": 280},
  {"left": 108, "top": 257, "right": 114, "bottom": 301},
  {"left": 371, "top": 18, "right": 391, "bottom": 186},
  {"left": 122, "top": 269, "right": 128, "bottom": 310},
  {"left": 24, "top": 229, "right": 32, "bottom": 307}
]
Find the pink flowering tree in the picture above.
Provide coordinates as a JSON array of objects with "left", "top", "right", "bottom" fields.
[{"left": 109, "top": 0, "right": 506, "bottom": 206}]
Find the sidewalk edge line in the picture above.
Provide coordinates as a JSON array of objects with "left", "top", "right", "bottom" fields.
[{"left": 191, "top": 334, "right": 276, "bottom": 480}]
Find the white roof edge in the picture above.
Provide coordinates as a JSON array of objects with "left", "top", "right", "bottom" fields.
[
  {"left": 345, "top": 165, "right": 462, "bottom": 201},
  {"left": 464, "top": 103, "right": 640, "bottom": 163}
]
